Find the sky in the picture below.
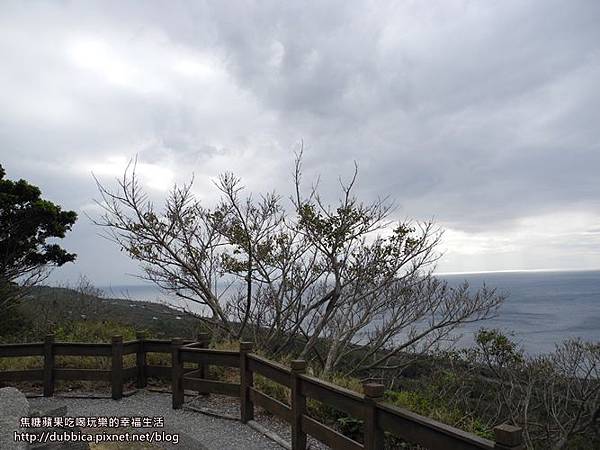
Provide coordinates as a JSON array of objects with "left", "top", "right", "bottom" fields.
[{"left": 1, "top": 0, "right": 599, "bottom": 286}]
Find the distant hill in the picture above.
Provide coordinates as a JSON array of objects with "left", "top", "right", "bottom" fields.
[{"left": 20, "top": 285, "right": 203, "bottom": 337}]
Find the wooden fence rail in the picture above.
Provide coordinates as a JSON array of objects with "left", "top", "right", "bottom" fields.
[
  {"left": 0, "top": 335, "right": 523, "bottom": 450},
  {"left": 0, "top": 333, "right": 193, "bottom": 399},
  {"left": 173, "top": 341, "right": 523, "bottom": 450}
]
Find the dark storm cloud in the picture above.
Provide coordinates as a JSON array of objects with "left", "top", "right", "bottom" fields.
[{"left": 1, "top": 0, "right": 599, "bottom": 281}]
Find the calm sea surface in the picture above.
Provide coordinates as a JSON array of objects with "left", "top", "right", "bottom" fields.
[
  {"left": 439, "top": 270, "right": 600, "bottom": 354},
  {"left": 101, "top": 270, "right": 600, "bottom": 355}
]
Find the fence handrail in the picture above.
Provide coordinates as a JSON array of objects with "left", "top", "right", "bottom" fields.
[
  {"left": 0, "top": 342, "right": 44, "bottom": 356},
  {"left": 176, "top": 341, "right": 523, "bottom": 450},
  {"left": 0, "top": 336, "right": 523, "bottom": 450}
]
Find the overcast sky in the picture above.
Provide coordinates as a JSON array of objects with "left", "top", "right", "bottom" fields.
[{"left": 1, "top": 0, "right": 599, "bottom": 286}]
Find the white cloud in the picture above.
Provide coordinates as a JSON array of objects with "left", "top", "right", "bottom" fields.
[
  {"left": 0, "top": 0, "right": 599, "bottom": 283},
  {"left": 439, "top": 211, "right": 600, "bottom": 273},
  {"left": 77, "top": 155, "right": 175, "bottom": 192}
]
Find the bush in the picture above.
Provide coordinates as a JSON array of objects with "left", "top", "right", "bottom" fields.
[{"left": 53, "top": 320, "right": 138, "bottom": 342}]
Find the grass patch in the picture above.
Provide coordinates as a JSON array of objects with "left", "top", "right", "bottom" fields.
[
  {"left": 384, "top": 389, "right": 493, "bottom": 440},
  {"left": 53, "top": 321, "right": 139, "bottom": 342},
  {"left": 0, "top": 355, "right": 43, "bottom": 370}
]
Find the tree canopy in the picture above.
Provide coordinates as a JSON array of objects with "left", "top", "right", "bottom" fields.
[{"left": 0, "top": 163, "right": 77, "bottom": 297}]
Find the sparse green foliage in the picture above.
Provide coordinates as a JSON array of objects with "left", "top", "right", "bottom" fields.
[{"left": 475, "top": 328, "right": 524, "bottom": 367}]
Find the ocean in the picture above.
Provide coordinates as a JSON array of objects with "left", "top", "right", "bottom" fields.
[
  {"left": 439, "top": 270, "right": 600, "bottom": 354},
  {"left": 100, "top": 270, "right": 600, "bottom": 355}
]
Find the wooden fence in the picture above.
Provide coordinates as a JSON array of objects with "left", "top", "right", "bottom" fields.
[{"left": 0, "top": 334, "right": 523, "bottom": 450}]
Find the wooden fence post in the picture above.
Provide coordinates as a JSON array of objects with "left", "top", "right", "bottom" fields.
[
  {"left": 363, "top": 383, "right": 385, "bottom": 450},
  {"left": 239, "top": 341, "right": 254, "bottom": 423},
  {"left": 43, "top": 334, "right": 55, "bottom": 397},
  {"left": 171, "top": 338, "right": 184, "bottom": 409},
  {"left": 111, "top": 335, "right": 123, "bottom": 400},
  {"left": 136, "top": 331, "right": 146, "bottom": 389},
  {"left": 196, "top": 332, "right": 210, "bottom": 395},
  {"left": 291, "top": 359, "right": 307, "bottom": 450},
  {"left": 494, "top": 424, "right": 524, "bottom": 450}
]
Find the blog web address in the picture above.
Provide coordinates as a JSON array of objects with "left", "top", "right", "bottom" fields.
[{"left": 14, "top": 430, "right": 180, "bottom": 445}]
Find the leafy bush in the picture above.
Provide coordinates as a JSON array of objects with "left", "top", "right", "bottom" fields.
[
  {"left": 384, "top": 387, "right": 493, "bottom": 440},
  {"left": 53, "top": 321, "right": 138, "bottom": 342}
]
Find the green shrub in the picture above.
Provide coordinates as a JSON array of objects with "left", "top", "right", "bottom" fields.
[{"left": 53, "top": 321, "right": 138, "bottom": 342}]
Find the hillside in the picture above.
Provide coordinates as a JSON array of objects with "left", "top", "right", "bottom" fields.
[{"left": 16, "top": 285, "right": 202, "bottom": 339}]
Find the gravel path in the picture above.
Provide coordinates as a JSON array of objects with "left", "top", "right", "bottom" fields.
[
  {"left": 187, "top": 394, "right": 330, "bottom": 450},
  {"left": 29, "top": 391, "right": 284, "bottom": 450}
]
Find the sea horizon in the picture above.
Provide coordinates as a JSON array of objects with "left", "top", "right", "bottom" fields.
[
  {"left": 94, "top": 269, "right": 600, "bottom": 355},
  {"left": 435, "top": 267, "right": 600, "bottom": 276}
]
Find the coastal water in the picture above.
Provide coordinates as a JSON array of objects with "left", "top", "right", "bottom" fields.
[
  {"left": 100, "top": 270, "right": 600, "bottom": 355},
  {"left": 439, "top": 270, "right": 600, "bottom": 354}
]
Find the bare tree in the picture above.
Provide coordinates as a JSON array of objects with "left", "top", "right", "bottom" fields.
[
  {"left": 93, "top": 151, "right": 502, "bottom": 374},
  {"left": 73, "top": 275, "right": 104, "bottom": 317},
  {"left": 284, "top": 153, "right": 501, "bottom": 374},
  {"left": 93, "top": 162, "right": 233, "bottom": 335}
]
